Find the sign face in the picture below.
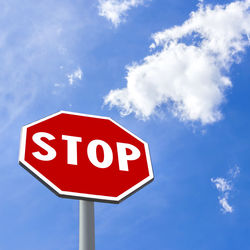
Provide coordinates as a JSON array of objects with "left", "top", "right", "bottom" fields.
[{"left": 19, "top": 111, "right": 154, "bottom": 203}]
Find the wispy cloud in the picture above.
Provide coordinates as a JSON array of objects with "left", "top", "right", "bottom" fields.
[
  {"left": 98, "top": 0, "right": 149, "bottom": 26},
  {"left": 211, "top": 165, "right": 240, "bottom": 213},
  {"left": 105, "top": 0, "right": 250, "bottom": 125},
  {"left": 0, "top": 0, "right": 84, "bottom": 133}
]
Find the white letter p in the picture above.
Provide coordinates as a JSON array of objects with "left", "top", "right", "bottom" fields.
[{"left": 117, "top": 143, "right": 141, "bottom": 171}]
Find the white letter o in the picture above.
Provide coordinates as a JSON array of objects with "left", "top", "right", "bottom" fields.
[{"left": 87, "top": 140, "right": 113, "bottom": 169}]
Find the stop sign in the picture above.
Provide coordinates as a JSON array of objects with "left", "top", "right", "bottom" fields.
[{"left": 19, "top": 111, "right": 154, "bottom": 203}]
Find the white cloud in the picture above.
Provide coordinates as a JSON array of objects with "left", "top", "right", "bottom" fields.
[
  {"left": 229, "top": 164, "right": 240, "bottom": 178},
  {"left": 105, "top": 0, "right": 250, "bottom": 125},
  {"left": 98, "top": 0, "right": 148, "bottom": 26},
  {"left": 211, "top": 177, "right": 232, "bottom": 192},
  {"left": 67, "top": 67, "right": 83, "bottom": 85},
  {"left": 219, "top": 196, "right": 233, "bottom": 213},
  {"left": 211, "top": 165, "right": 240, "bottom": 214}
]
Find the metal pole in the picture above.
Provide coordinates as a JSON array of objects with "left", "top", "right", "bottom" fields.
[{"left": 79, "top": 200, "right": 95, "bottom": 250}]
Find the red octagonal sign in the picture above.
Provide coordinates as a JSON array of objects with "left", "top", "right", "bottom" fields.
[{"left": 19, "top": 111, "right": 154, "bottom": 203}]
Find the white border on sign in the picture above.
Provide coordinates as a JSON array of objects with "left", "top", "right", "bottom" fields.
[{"left": 19, "top": 111, "right": 154, "bottom": 203}]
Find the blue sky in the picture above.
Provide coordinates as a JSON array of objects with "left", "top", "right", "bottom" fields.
[{"left": 0, "top": 0, "right": 250, "bottom": 249}]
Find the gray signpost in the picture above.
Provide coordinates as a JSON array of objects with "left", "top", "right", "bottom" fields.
[{"left": 79, "top": 200, "right": 95, "bottom": 250}]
